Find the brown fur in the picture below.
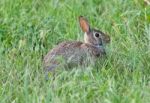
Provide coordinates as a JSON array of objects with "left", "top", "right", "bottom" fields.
[{"left": 43, "top": 16, "right": 110, "bottom": 71}]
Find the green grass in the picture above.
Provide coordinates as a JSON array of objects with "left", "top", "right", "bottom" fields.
[{"left": 0, "top": 0, "right": 150, "bottom": 103}]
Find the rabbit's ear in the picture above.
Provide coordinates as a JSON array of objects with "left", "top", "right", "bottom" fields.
[{"left": 79, "top": 16, "right": 90, "bottom": 33}]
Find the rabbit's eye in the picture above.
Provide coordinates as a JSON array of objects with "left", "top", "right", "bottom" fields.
[{"left": 95, "top": 33, "right": 99, "bottom": 38}]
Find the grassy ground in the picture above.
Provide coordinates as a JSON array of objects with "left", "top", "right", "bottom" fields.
[{"left": 0, "top": 0, "right": 150, "bottom": 103}]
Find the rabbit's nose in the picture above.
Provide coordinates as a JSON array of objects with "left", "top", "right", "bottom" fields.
[{"left": 105, "top": 36, "right": 110, "bottom": 43}]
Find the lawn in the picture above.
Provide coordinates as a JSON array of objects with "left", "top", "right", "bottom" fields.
[{"left": 0, "top": 0, "right": 150, "bottom": 103}]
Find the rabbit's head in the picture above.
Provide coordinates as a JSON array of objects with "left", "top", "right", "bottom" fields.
[{"left": 79, "top": 16, "right": 110, "bottom": 47}]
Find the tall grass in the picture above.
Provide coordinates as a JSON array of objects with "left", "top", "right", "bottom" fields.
[{"left": 0, "top": 0, "right": 150, "bottom": 103}]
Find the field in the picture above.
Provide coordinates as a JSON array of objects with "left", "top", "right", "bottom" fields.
[{"left": 0, "top": 0, "right": 150, "bottom": 103}]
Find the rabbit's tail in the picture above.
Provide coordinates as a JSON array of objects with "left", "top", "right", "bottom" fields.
[
  {"left": 46, "top": 64, "right": 58, "bottom": 71},
  {"left": 44, "top": 64, "right": 58, "bottom": 80}
]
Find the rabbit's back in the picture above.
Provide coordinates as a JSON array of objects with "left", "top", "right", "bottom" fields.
[{"left": 44, "top": 41, "right": 86, "bottom": 68}]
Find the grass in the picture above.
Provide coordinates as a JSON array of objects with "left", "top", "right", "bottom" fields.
[{"left": 0, "top": 0, "right": 150, "bottom": 103}]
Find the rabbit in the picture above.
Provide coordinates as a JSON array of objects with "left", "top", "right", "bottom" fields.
[{"left": 43, "top": 16, "right": 110, "bottom": 72}]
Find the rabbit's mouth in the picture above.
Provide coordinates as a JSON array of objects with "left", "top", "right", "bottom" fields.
[
  {"left": 92, "top": 43, "right": 105, "bottom": 49},
  {"left": 95, "top": 45, "right": 103, "bottom": 49},
  {"left": 95, "top": 40, "right": 105, "bottom": 48}
]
